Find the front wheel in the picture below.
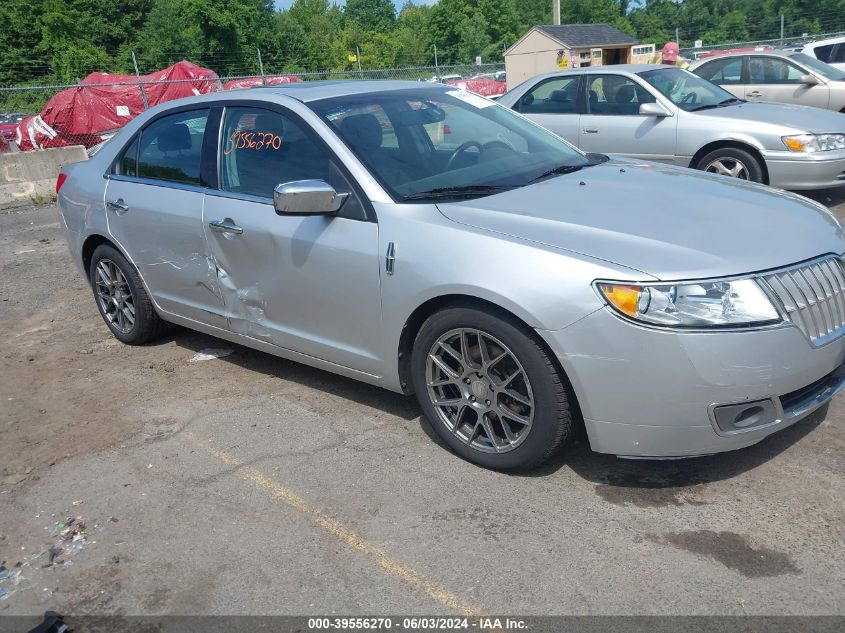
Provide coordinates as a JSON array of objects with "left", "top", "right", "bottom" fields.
[
  {"left": 696, "top": 147, "right": 764, "bottom": 183},
  {"left": 411, "top": 305, "right": 573, "bottom": 470}
]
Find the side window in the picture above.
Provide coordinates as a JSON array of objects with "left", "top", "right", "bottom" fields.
[
  {"left": 220, "top": 107, "right": 330, "bottom": 198},
  {"left": 831, "top": 44, "right": 845, "bottom": 64},
  {"left": 749, "top": 57, "right": 805, "bottom": 84},
  {"left": 696, "top": 57, "right": 744, "bottom": 84},
  {"left": 814, "top": 44, "right": 834, "bottom": 63},
  {"left": 116, "top": 136, "right": 139, "bottom": 177},
  {"left": 586, "top": 75, "right": 656, "bottom": 115},
  {"left": 518, "top": 77, "right": 579, "bottom": 114},
  {"left": 137, "top": 110, "right": 208, "bottom": 185}
]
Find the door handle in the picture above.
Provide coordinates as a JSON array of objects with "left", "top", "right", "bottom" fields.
[
  {"left": 209, "top": 219, "right": 243, "bottom": 235},
  {"left": 106, "top": 198, "right": 129, "bottom": 214},
  {"left": 748, "top": 91, "right": 762, "bottom": 98},
  {"left": 583, "top": 128, "right": 599, "bottom": 134}
]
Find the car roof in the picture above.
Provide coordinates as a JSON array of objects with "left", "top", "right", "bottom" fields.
[
  {"left": 240, "top": 80, "right": 440, "bottom": 102},
  {"left": 529, "top": 64, "right": 663, "bottom": 79},
  {"left": 694, "top": 49, "right": 796, "bottom": 61},
  {"left": 804, "top": 36, "right": 845, "bottom": 48}
]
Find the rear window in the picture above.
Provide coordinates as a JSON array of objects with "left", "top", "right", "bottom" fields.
[{"left": 137, "top": 110, "right": 208, "bottom": 185}]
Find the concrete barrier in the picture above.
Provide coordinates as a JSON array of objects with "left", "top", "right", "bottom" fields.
[{"left": 0, "top": 146, "right": 88, "bottom": 209}]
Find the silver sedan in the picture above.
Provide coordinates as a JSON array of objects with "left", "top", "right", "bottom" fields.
[
  {"left": 690, "top": 50, "right": 845, "bottom": 112},
  {"left": 498, "top": 64, "right": 845, "bottom": 189},
  {"left": 57, "top": 81, "right": 845, "bottom": 469}
]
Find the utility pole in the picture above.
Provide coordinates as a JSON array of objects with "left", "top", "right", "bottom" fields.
[
  {"left": 553, "top": 0, "right": 560, "bottom": 25},
  {"left": 257, "top": 48, "right": 266, "bottom": 85},
  {"left": 131, "top": 51, "right": 149, "bottom": 110},
  {"left": 356, "top": 46, "right": 363, "bottom": 79},
  {"left": 675, "top": 26, "right": 680, "bottom": 46},
  {"left": 780, "top": 14, "right": 785, "bottom": 44},
  {"left": 433, "top": 44, "right": 439, "bottom": 80}
]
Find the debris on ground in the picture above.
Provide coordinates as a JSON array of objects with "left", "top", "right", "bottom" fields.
[
  {"left": 189, "top": 348, "right": 234, "bottom": 363},
  {"left": 0, "top": 514, "right": 118, "bottom": 603}
]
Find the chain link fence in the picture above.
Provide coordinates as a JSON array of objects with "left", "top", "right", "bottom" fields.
[
  {"left": 0, "top": 63, "right": 505, "bottom": 152},
  {"left": 681, "top": 30, "right": 845, "bottom": 57}
]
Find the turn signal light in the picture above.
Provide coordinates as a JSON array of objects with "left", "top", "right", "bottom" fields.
[
  {"left": 598, "top": 284, "right": 641, "bottom": 317},
  {"left": 56, "top": 172, "right": 68, "bottom": 193}
]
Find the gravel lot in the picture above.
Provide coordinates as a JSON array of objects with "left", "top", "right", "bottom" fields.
[{"left": 1, "top": 188, "right": 844, "bottom": 618}]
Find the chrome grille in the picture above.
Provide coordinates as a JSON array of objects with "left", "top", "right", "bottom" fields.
[{"left": 762, "top": 257, "right": 845, "bottom": 346}]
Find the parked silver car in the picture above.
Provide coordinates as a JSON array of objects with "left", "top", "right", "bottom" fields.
[
  {"left": 498, "top": 65, "right": 845, "bottom": 189},
  {"left": 690, "top": 50, "right": 845, "bottom": 112},
  {"left": 57, "top": 81, "right": 845, "bottom": 469}
]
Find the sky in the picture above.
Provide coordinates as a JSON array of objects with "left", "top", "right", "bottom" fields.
[{"left": 273, "top": 0, "right": 438, "bottom": 10}]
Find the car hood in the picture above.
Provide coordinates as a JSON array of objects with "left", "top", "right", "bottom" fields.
[
  {"left": 693, "top": 101, "right": 845, "bottom": 133},
  {"left": 436, "top": 161, "right": 845, "bottom": 280}
]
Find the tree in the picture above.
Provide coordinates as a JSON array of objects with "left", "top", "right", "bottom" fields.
[{"left": 345, "top": 0, "right": 396, "bottom": 32}]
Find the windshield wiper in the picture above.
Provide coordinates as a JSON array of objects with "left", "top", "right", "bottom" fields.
[
  {"left": 402, "top": 185, "right": 513, "bottom": 201},
  {"left": 528, "top": 153, "right": 607, "bottom": 184},
  {"left": 528, "top": 163, "right": 592, "bottom": 184},
  {"left": 690, "top": 98, "right": 744, "bottom": 112}
]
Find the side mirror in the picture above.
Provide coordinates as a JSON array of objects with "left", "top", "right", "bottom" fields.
[
  {"left": 639, "top": 102, "right": 672, "bottom": 117},
  {"left": 273, "top": 180, "right": 349, "bottom": 216},
  {"left": 800, "top": 73, "right": 821, "bottom": 86}
]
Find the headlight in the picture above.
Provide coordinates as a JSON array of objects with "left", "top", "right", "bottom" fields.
[
  {"left": 783, "top": 133, "right": 845, "bottom": 153},
  {"left": 596, "top": 279, "right": 781, "bottom": 328}
]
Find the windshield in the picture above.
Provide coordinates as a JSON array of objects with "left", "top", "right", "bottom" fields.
[
  {"left": 308, "top": 88, "right": 590, "bottom": 202},
  {"left": 789, "top": 52, "right": 845, "bottom": 80},
  {"left": 638, "top": 67, "right": 741, "bottom": 111}
]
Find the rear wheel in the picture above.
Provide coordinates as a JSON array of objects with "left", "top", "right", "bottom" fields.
[
  {"left": 696, "top": 146, "right": 764, "bottom": 183},
  {"left": 411, "top": 305, "right": 573, "bottom": 470},
  {"left": 89, "top": 244, "right": 166, "bottom": 345}
]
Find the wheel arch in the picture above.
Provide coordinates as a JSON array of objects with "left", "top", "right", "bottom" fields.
[
  {"left": 689, "top": 140, "right": 769, "bottom": 184},
  {"left": 81, "top": 233, "right": 120, "bottom": 280}
]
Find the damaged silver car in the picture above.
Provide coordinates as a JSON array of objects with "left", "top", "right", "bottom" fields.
[{"left": 57, "top": 81, "right": 845, "bottom": 470}]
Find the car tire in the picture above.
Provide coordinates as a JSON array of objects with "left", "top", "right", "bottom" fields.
[
  {"left": 696, "top": 147, "right": 764, "bottom": 183},
  {"left": 89, "top": 244, "right": 166, "bottom": 345},
  {"left": 411, "top": 304, "right": 573, "bottom": 470}
]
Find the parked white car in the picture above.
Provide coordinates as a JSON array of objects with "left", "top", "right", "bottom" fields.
[{"left": 801, "top": 36, "right": 845, "bottom": 71}]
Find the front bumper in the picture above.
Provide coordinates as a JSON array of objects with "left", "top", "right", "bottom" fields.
[
  {"left": 763, "top": 149, "right": 845, "bottom": 190},
  {"left": 539, "top": 308, "right": 845, "bottom": 458}
]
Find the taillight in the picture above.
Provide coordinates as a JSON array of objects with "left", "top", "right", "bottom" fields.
[
  {"left": 443, "top": 125, "right": 452, "bottom": 134},
  {"left": 56, "top": 172, "right": 68, "bottom": 193}
]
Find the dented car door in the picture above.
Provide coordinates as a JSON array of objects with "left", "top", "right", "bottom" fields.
[{"left": 202, "top": 105, "right": 383, "bottom": 375}]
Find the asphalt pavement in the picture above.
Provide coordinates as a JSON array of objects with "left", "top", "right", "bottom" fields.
[{"left": 0, "top": 189, "right": 843, "bottom": 618}]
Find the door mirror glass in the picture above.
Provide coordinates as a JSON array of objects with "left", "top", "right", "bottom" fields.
[
  {"left": 273, "top": 180, "right": 348, "bottom": 215},
  {"left": 800, "top": 73, "right": 820, "bottom": 85},
  {"left": 639, "top": 102, "right": 671, "bottom": 117}
]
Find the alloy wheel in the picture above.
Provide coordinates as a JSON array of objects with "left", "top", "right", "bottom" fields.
[
  {"left": 425, "top": 328, "right": 535, "bottom": 453},
  {"left": 94, "top": 259, "right": 136, "bottom": 333},
  {"left": 703, "top": 157, "right": 750, "bottom": 179}
]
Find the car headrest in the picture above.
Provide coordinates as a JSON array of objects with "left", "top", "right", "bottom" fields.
[
  {"left": 339, "top": 113, "right": 382, "bottom": 150},
  {"left": 615, "top": 84, "right": 636, "bottom": 103},
  {"left": 253, "top": 113, "right": 287, "bottom": 140},
  {"left": 158, "top": 123, "right": 191, "bottom": 152},
  {"left": 549, "top": 89, "right": 571, "bottom": 102}
]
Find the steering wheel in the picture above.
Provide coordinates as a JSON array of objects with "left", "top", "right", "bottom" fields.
[
  {"left": 482, "top": 139, "right": 517, "bottom": 152},
  {"left": 679, "top": 91, "right": 699, "bottom": 106},
  {"left": 444, "top": 141, "right": 484, "bottom": 171}
]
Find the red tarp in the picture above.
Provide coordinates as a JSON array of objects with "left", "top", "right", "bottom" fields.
[
  {"left": 16, "top": 61, "right": 220, "bottom": 150},
  {"left": 446, "top": 78, "right": 507, "bottom": 97},
  {"left": 223, "top": 75, "right": 302, "bottom": 91}
]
